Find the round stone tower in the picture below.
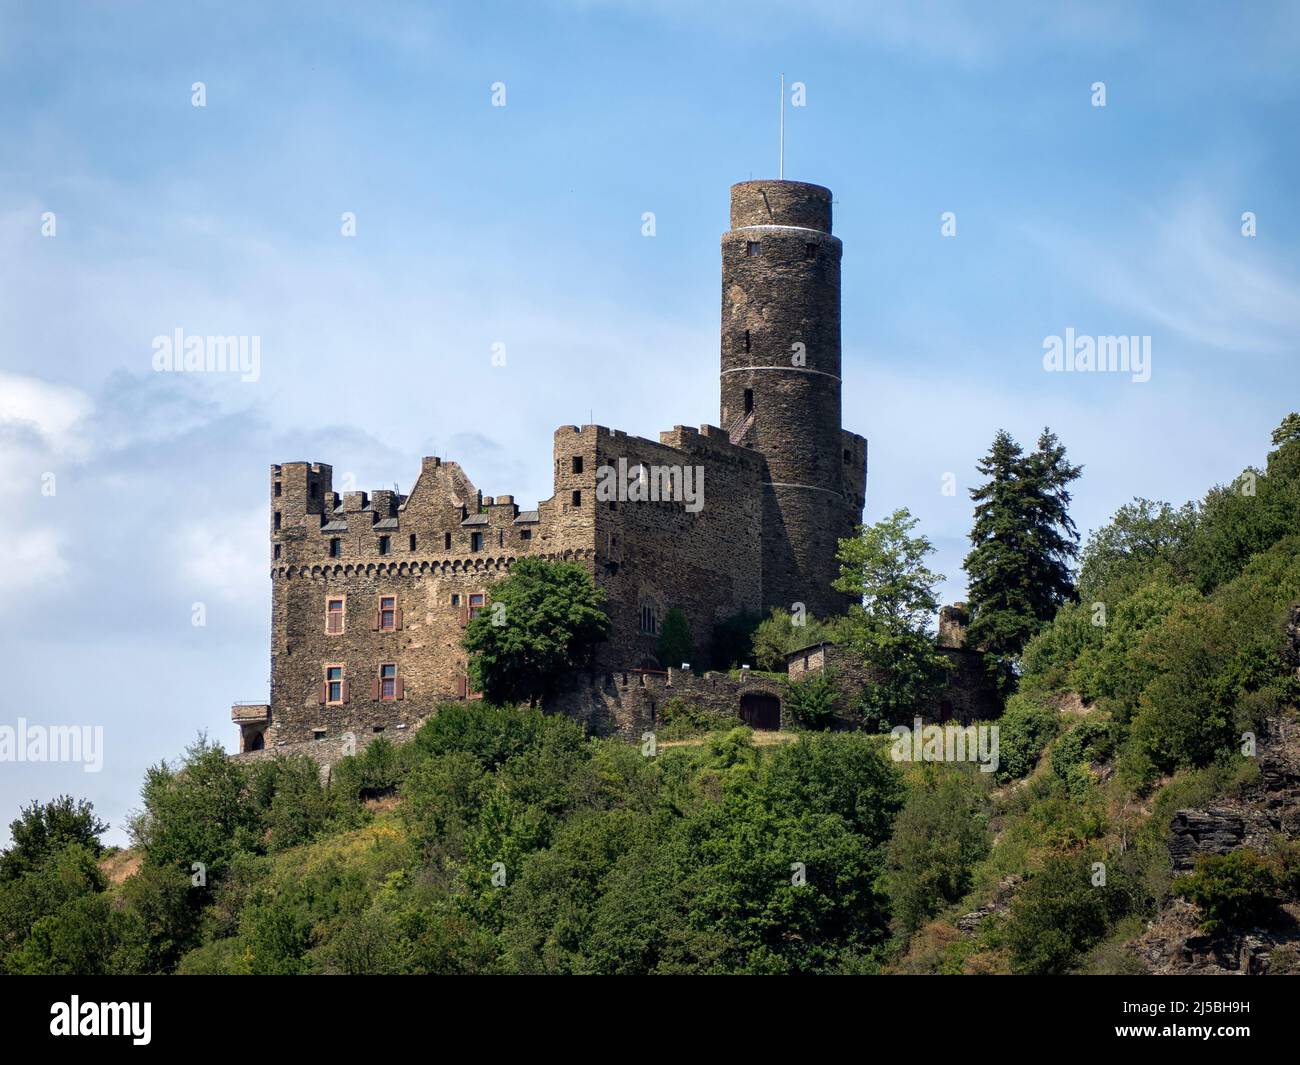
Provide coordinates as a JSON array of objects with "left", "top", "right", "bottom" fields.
[{"left": 720, "top": 179, "right": 863, "bottom": 619}]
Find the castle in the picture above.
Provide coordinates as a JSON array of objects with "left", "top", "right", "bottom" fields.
[{"left": 233, "top": 179, "right": 871, "bottom": 751}]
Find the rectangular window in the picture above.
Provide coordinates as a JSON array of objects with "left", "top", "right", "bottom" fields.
[
  {"left": 274, "top": 481, "right": 282, "bottom": 497},
  {"left": 469, "top": 593, "right": 486, "bottom": 620},
  {"left": 326, "top": 666, "right": 344, "bottom": 704},
  {"left": 409, "top": 533, "right": 417, "bottom": 552},
  {"left": 572, "top": 456, "right": 583, "bottom": 474},
  {"left": 326, "top": 598, "right": 345, "bottom": 634},
  {"left": 274, "top": 544, "right": 281, "bottom": 560},
  {"left": 329, "top": 538, "right": 341, "bottom": 558},
  {"left": 451, "top": 593, "right": 461, "bottom": 607},
  {"left": 378, "top": 536, "right": 390, "bottom": 555},
  {"left": 640, "top": 604, "right": 657, "bottom": 635},
  {"left": 746, "top": 241, "right": 761, "bottom": 257},
  {"left": 520, "top": 528, "right": 531, "bottom": 540},
  {"left": 470, "top": 531, "right": 483, "bottom": 552},
  {"left": 572, "top": 490, "right": 582, "bottom": 507},
  {"left": 310, "top": 483, "right": 319, "bottom": 499},
  {"left": 743, "top": 388, "right": 753, "bottom": 414},
  {"left": 444, "top": 531, "right": 452, "bottom": 550},
  {"left": 380, "top": 663, "right": 397, "bottom": 700},
  {"left": 274, "top": 511, "right": 282, "bottom": 530},
  {"left": 743, "top": 329, "right": 751, "bottom": 353},
  {"left": 805, "top": 242, "right": 817, "bottom": 260},
  {"left": 379, "top": 596, "right": 396, "bottom": 631}
]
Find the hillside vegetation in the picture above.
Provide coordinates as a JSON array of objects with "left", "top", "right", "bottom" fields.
[{"left": 3, "top": 416, "right": 1300, "bottom": 975}]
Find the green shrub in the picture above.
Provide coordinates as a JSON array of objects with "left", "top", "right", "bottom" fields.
[
  {"left": 995, "top": 695, "right": 1060, "bottom": 782},
  {"left": 781, "top": 670, "right": 840, "bottom": 731},
  {"left": 1174, "top": 849, "right": 1279, "bottom": 933}
]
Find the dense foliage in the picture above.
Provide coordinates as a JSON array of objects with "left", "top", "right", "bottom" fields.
[
  {"left": 7, "top": 414, "right": 1300, "bottom": 976},
  {"left": 833, "top": 508, "right": 951, "bottom": 728},
  {"left": 463, "top": 557, "right": 611, "bottom": 704}
]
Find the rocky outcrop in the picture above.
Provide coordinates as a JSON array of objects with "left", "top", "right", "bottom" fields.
[
  {"left": 1130, "top": 899, "right": 1300, "bottom": 975},
  {"left": 1167, "top": 719, "right": 1300, "bottom": 872},
  {"left": 955, "top": 875, "right": 1022, "bottom": 935},
  {"left": 1131, "top": 715, "right": 1300, "bottom": 973}
]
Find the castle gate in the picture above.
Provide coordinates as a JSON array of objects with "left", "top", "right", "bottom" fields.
[{"left": 739, "top": 691, "right": 781, "bottom": 730}]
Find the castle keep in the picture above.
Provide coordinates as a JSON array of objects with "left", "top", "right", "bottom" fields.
[{"left": 234, "top": 180, "right": 867, "bottom": 751}]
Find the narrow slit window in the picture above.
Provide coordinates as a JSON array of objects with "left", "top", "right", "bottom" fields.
[
  {"left": 743, "top": 388, "right": 753, "bottom": 414},
  {"left": 444, "top": 531, "right": 452, "bottom": 550},
  {"left": 409, "top": 533, "right": 417, "bottom": 551},
  {"left": 805, "top": 243, "right": 817, "bottom": 260}
]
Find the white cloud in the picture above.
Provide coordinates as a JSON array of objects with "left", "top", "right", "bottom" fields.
[
  {"left": 0, "top": 371, "right": 92, "bottom": 451},
  {"left": 1021, "top": 195, "right": 1300, "bottom": 356},
  {"left": 177, "top": 507, "right": 267, "bottom": 606}
]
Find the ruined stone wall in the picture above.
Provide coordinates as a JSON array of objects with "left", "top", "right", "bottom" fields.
[
  {"left": 547, "top": 667, "right": 784, "bottom": 739},
  {"left": 785, "top": 642, "right": 1001, "bottom": 727}
]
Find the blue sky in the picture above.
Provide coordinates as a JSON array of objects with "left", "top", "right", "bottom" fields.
[{"left": 2, "top": 0, "right": 1299, "bottom": 845}]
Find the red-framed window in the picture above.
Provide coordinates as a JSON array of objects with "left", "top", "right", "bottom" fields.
[
  {"left": 377, "top": 596, "right": 400, "bottom": 632},
  {"left": 325, "top": 665, "right": 345, "bottom": 704},
  {"left": 326, "top": 597, "right": 345, "bottom": 634}
]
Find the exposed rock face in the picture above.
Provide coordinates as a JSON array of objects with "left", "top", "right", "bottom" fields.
[
  {"left": 1130, "top": 715, "right": 1300, "bottom": 974},
  {"left": 1130, "top": 900, "right": 1300, "bottom": 976},
  {"left": 1168, "top": 721, "right": 1300, "bottom": 872},
  {"left": 955, "top": 875, "right": 1021, "bottom": 936}
]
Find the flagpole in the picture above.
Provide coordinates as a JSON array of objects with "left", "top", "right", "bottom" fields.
[{"left": 779, "top": 72, "right": 785, "bottom": 179}]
